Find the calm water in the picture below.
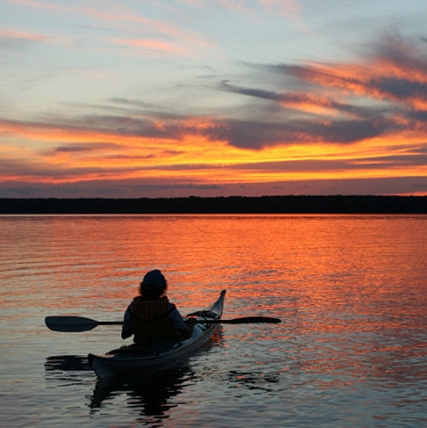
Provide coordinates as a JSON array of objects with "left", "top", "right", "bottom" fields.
[{"left": 1, "top": 214, "right": 427, "bottom": 427}]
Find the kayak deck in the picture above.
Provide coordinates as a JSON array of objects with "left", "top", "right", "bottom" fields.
[{"left": 88, "top": 290, "right": 226, "bottom": 379}]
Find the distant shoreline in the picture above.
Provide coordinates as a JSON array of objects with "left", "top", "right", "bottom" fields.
[{"left": 1, "top": 196, "right": 427, "bottom": 214}]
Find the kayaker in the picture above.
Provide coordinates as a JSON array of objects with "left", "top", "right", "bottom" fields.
[{"left": 121, "top": 269, "right": 196, "bottom": 350}]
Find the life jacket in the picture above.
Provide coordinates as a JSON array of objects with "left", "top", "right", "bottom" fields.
[{"left": 129, "top": 296, "right": 183, "bottom": 343}]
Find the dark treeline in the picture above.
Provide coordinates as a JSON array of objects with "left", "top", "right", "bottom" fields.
[{"left": 1, "top": 196, "right": 427, "bottom": 214}]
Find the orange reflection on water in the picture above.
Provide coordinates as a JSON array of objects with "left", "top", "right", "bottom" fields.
[{"left": 3, "top": 214, "right": 427, "bottom": 383}]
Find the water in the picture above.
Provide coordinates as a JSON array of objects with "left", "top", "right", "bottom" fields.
[{"left": 1, "top": 214, "right": 427, "bottom": 427}]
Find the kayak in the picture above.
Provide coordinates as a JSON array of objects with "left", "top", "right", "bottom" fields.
[{"left": 88, "top": 290, "right": 226, "bottom": 379}]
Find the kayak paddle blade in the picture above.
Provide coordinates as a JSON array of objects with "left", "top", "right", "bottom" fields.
[{"left": 45, "top": 316, "right": 99, "bottom": 332}]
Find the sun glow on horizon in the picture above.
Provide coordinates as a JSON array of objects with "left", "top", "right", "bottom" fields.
[{"left": 2, "top": 116, "right": 426, "bottom": 195}]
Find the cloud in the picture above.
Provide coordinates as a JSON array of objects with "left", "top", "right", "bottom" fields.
[
  {"left": 0, "top": 29, "right": 48, "bottom": 42},
  {"left": 213, "top": 34, "right": 427, "bottom": 149},
  {"left": 0, "top": 29, "right": 49, "bottom": 51},
  {"left": 2, "top": 30, "right": 427, "bottom": 197},
  {"left": 2, "top": 175, "right": 427, "bottom": 198},
  {"left": 374, "top": 77, "right": 427, "bottom": 103},
  {"left": 2, "top": 33, "right": 426, "bottom": 153},
  {"left": 51, "top": 142, "right": 122, "bottom": 153},
  {"left": 108, "top": 37, "right": 191, "bottom": 56},
  {"left": 2, "top": 0, "right": 215, "bottom": 62}
]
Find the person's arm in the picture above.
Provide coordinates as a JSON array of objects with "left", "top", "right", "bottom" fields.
[
  {"left": 168, "top": 305, "right": 197, "bottom": 339},
  {"left": 121, "top": 305, "right": 133, "bottom": 339},
  {"left": 180, "top": 317, "right": 197, "bottom": 339}
]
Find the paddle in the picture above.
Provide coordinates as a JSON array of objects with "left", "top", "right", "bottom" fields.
[{"left": 45, "top": 315, "right": 281, "bottom": 333}]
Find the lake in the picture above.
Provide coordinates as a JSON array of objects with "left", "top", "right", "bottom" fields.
[{"left": 1, "top": 214, "right": 427, "bottom": 427}]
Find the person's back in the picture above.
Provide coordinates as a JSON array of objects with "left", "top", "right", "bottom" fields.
[
  {"left": 121, "top": 269, "right": 196, "bottom": 351},
  {"left": 129, "top": 294, "right": 184, "bottom": 344}
]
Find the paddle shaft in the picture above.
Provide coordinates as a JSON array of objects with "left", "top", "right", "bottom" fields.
[
  {"left": 96, "top": 317, "right": 280, "bottom": 325},
  {"left": 45, "top": 315, "right": 281, "bottom": 332},
  {"left": 99, "top": 317, "right": 279, "bottom": 325}
]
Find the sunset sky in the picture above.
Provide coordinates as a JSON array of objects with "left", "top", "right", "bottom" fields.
[{"left": 2, "top": 0, "right": 427, "bottom": 198}]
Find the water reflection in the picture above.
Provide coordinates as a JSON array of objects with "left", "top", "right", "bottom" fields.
[
  {"left": 44, "top": 355, "right": 94, "bottom": 387},
  {"left": 44, "top": 329, "right": 224, "bottom": 424},
  {"left": 45, "top": 354, "right": 195, "bottom": 423},
  {"left": 226, "top": 369, "right": 280, "bottom": 393},
  {"left": 91, "top": 365, "right": 196, "bottom": 425},
  {"left": 45, "top": 355, "right": 91, "bottom": 372}
]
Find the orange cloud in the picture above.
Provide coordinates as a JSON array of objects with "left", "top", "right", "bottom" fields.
[
  {"left": 4, "top": 0, "right": 214, "bottom": 63},
  {"left": 3, "top": 114, "right": 426, "bottom": 190},
  {"left": 0, "top": 29, "right": 47, "bottom": 42},
  {"left": 110, "top": 38, "right": 189, "bottom": 56}
]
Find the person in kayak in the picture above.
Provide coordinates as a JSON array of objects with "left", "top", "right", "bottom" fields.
[{"left": 121, "top": 269, "right": 196, "bottom": 351}]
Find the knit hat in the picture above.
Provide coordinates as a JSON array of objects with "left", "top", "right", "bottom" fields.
[{"left": 140, "top": 269, "right": 167, "bottom": 294}]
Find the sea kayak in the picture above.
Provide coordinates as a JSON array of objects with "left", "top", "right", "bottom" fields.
[{"left": 88, "top": 290, "right": 226, "bottom": 379}]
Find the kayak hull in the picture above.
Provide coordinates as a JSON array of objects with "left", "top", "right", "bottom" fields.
[{"left": 88, "top": 290, "right": 226, "bottom": 379}]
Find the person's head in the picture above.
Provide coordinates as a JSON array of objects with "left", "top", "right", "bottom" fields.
[{"left": 139, "top": 269, "right": 167, "bottom": 299}]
